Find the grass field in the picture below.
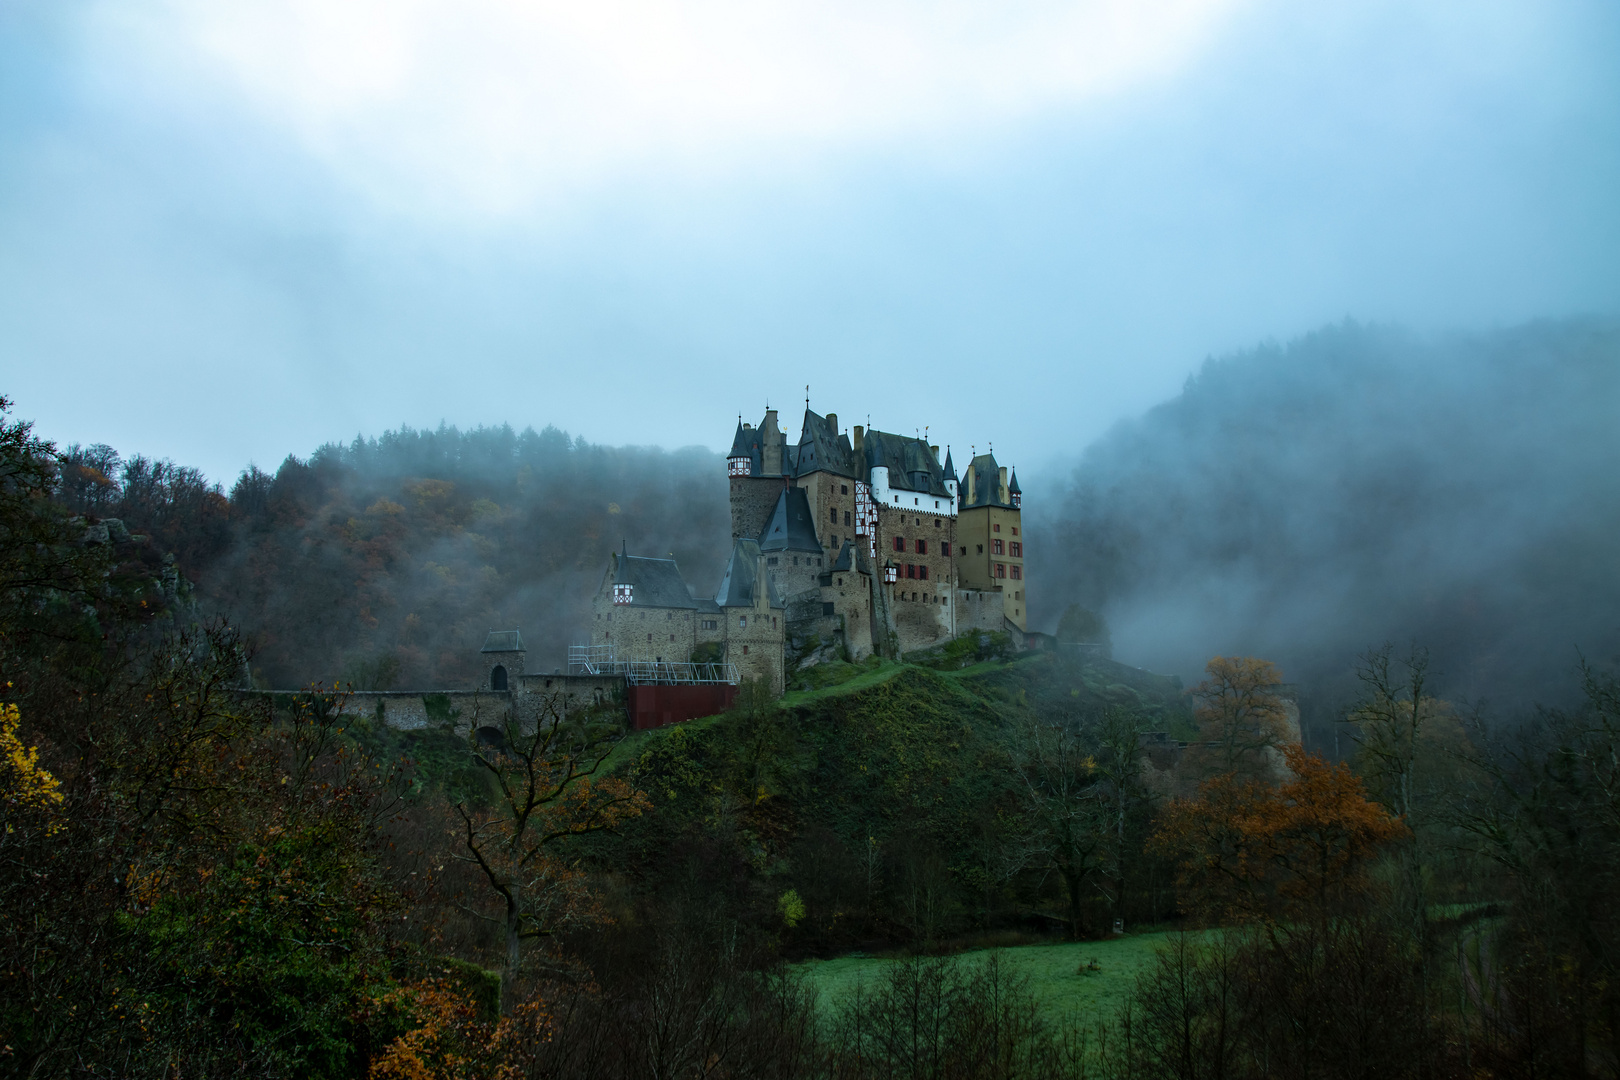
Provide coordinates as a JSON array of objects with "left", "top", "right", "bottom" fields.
[{"left": 794, "top": 931, "right": 1192, "bottom": 1024}]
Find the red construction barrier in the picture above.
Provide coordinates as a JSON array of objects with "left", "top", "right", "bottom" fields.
[{"left": 626, "top": 683, "right": 738, "bottom": 730}]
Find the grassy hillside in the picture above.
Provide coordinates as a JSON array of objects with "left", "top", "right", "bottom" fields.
[{"left": 586, "top": 646, "right": 1191, "bottom": 955}]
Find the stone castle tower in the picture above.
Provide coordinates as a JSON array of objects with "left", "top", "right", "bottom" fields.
[{"left": 591, "top": 406, "right": 1027, "bottom": 693}]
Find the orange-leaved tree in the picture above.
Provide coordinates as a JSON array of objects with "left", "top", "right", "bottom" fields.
[
  {"left": 456, "top": 695, "right": 650, "bottom": 1014},
  {"left": 1153, "top": 745, "right": 1407, "bottom": 928},
  {"left": 1185, "top": 656, "right": 1295, "bottom": 784}
]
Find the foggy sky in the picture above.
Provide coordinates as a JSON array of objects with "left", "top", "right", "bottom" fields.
[{"left": 2, "top": 0, "right": 1618, "bottom": 485}]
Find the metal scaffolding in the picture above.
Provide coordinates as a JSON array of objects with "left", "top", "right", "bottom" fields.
[{"left": 568, "top": 645, "right": 738, "bottom": 686}]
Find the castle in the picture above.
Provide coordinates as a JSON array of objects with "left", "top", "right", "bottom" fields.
[
  {"left": 589, "top": 407, "right": 1027, "bottom": 695},
  {"left": 279, "top": 407, "right": 1030, "bottom": 733}
]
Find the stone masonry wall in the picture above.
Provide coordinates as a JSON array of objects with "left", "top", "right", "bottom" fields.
[
  {"left": 730, "top": 476, "right": 785, "bottom": 541},
  {"left": 874, "top": 503, "right": 956, "bottom": 652},
  {"left": 592, "top": 602, "right": 701, "bottom": 663}
]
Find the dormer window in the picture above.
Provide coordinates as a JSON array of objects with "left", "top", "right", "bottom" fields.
[
  {"left": 728, "top": 456, "right": 751, "bottom": 476},
  {"left": 613, "top": 583, "right": 633, "bottom": 604}
]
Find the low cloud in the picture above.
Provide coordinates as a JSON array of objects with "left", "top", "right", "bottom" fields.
[{"left": 99, "top": 0, "right": 1245, "bottom": 215}]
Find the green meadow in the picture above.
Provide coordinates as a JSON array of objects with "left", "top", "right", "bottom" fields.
[{"left": 794, "top": 931, "right": 1192, "bottom": 1025}]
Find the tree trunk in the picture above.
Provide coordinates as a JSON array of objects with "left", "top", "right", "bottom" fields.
[
  {"left": 1064, "top": 869, "right": 1084, "bottom": 939},
  {"left": 502, "top": 884, "right": 522, "bottom": 1016}
]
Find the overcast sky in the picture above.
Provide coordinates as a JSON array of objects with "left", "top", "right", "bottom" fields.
[{"left": 2, "top": 0, "right": 1617, "bottom": 485}]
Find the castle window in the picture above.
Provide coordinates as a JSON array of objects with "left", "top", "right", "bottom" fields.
[
  {"left": 941, "top": 542, "right": 951, "bottom": 556},
  {"left": 919, "top": 565, "right": 929, "bottom": 580},
  {"left": 773, "top": 617, "right": 778, "bottom": 628},
  {"left": 976, "top": 544, "right": 983, "bottom": 554},
  {"left": 841, "top": 485, "right": 848, "bottom": 494},
  {"left": 934, "top": 519, "right": 941, "bottom": 527},
  {"left": 701, "top": 619, "right": 717, "bottom": 630},
  {"left": 893, "top": 537, "right": 904, "bottom": 552},
  {"left": 993, "top": 539, "right": 1003, "bottom": 555},
  {"left": 906, "top": 564, "right": 916, "bottom": 579},
  {"left": 743, "top": 645, "right": 749, "bottom": 655},
  {"left": 613, "top": 583, "right": 633, "bottom": 604},
  {"left": 1011, "top": 566, "right": 1022, "bottom": 580},
  {"left": 844, "top": 511, "right": 851, "bottom": 526},
  {"left": 1012, "top": 527, "right": 1018, "bottom": 535},
  {"left": 793, "top": 556, "right": 799, "bottom": 565},
  {"left": 993, "top": 523, "right": 1001, "bottom": 532},
  {"left": 667, "top": 612, "right": 673, "bottom": 620},
  {"left": 822, "top": 602, "right": 834, "bottom": 616},
  {"left": 647, "top": 634, "right": 653, "bottom": 642},
  {"left": 768, "top": 556, "right": 779, "bottom": 566},
  {"left": 995, "top": 563, "right": 1006, "bottom": 578},
  {"left": 829, "top": 507, "right": 838, "bottom": 523},
  {"left": 916, "top": 539, "right": 927, "bottom": 555},
  {"left": 670, "top": 634, "right": 676, "bottom": 641},
  {"left": 739, "top": 616, "right": 747, "bottom": 628},
  {"left": 913, "top": 498, "right": 918, "bottom": 505},
  {"left": 491, "top": 665, "right": 508, "bottom": 691}
]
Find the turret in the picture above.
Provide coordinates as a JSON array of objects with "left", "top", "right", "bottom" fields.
[
  {"left": 727, "top": 419, "right": 754, "bottom": 476},
  {"left": 1008, "top": 468, "right": 1021, "bottom": 509}
]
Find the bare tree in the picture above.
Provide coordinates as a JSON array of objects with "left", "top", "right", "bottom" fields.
[{"left": 455, "top": 694, "right": 650, "bottom": 1013}]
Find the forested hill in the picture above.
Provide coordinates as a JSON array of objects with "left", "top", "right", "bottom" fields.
[
  {"left": 56, "top": 426, "right": 729, "bottom": 688},
  {"left": 1029, "top": 318, "right": 1620, "bottom": 714}
]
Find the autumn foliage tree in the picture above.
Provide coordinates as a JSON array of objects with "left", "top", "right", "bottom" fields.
[
  {"left": 1183, "top": 656, "right": 1295, "bottom": 784},
  {"left": 1154, "top": 744, "right": 1407, "bottom": 928}
]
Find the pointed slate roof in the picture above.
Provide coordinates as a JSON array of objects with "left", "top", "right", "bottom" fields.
[
  {"left": 1008, "top": 468, "right": 1021, "bottom": 495},
  {"left": 481, "top": 630, "right": 525, "bottom": 653},
  {"left": 757, "top": 487, "right": 822, "bottom": 552},
  {"left": 794, "top": 409, "right": 858, "bottom": 479},
  {"left": 859, "top": 428, "right": 953, "bottom": 497},
  {"left": 959, "top": 452, "right": 1015, "bottom": 510},
  {"left": 608, "top": 553, "right": 701, "bottom": 609},
  {"left": 727, "top": 420, "right": 751, "bottom": 458},
  {"left": 942, "top": 447, "right": 957, "bottom": 484},
  {"left": 713, "top": 539, "right": 785, "bottom": 608},
  {"left": 830, "top": 540, "right": 855, "bottom": 572}
]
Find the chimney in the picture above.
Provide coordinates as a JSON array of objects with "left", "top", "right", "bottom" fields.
[
  {"left": 965, "top": 465, "right": 976, "bottom": 503},
  {"left": 852, "top": 425, "right": 864, "bottom": 454},
  {"left": 827, "top": 413, "right": 838, "bottom": 436},
  {"left": 999, "top": 466, "right": 1008, "bottom": 502},
  {"left": 930, "top": 445, "right": 939, "bottom": 465}
]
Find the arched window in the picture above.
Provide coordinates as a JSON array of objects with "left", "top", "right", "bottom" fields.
[{"left": 491, "top": 665, "right": 508, "bottom": 691}]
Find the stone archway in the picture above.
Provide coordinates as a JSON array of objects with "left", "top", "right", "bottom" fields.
[{"left": 491, "top": 664, "right": 508, "bottom": 691}]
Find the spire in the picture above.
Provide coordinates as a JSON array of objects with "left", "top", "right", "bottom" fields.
[
  {"left": 1007, "top": 467, "right": 1021, "bottom": 495},
  {"left": 728, "top": 418, "right": 751, "bottom": 458},
  {"left": 942, "top": 446, "right": 956, "bottom": 482}
]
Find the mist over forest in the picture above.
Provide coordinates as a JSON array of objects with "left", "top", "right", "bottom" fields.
[
  {"left": 57, "top": 428, "right": 730, "bottom": 689},
  {"left": 46, "top": 317, "right": 1620, "bottom": 717},
  {"left": 1029, "top": 318, "right": 1620, "bottom": 720}
]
